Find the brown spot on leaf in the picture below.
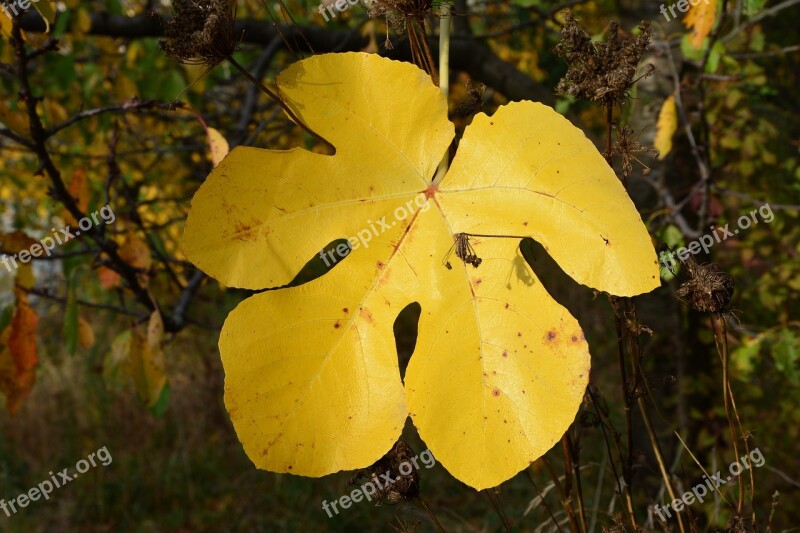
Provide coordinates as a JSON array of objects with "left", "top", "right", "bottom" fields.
[
  {"left": 504, "top": 303, "right": 510, "bottom": 309},
  {"left": 517, "top": 332, "right": 522, "bottom": 337},
  {"left": 359, "top": 307, "right": 375, "bottom": 324},
  {"left": 343, "top": 308, "right": 349, "bottom": 313},
  {"left": 492, "top": 389, "right": 500, "bottom": 397},
  {"left": 233, "top": 220, "right": 260, "bottom": 241},
  {"left": 502, "top": 350, "right": 508, "bottom": 358},
  {"left": 377, "top": 260, "right": 385, "bottom": 269},
  {"left": 546, "top": 330, "right": 557, "bottom": 342},
  {"left": 334, "top": 321, "right": 341, "bottom": 329}
]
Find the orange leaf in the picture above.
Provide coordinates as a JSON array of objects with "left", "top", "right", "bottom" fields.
[
  {"left": 0, "top": 290, "right": 39, "bottom": 415},
  {"left": 684, "top": 0, "right": 718, "bottom": 48},
  {"left": 97, "top": 265, "right": 122, "bottom": 289},
  {"left": 119, "top": 232, "right": 152, "bottom": 271},
  {"left": 63, "top": 168, "right": 90, "bottom": 226}
]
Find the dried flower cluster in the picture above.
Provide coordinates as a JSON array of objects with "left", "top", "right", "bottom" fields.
[
  {"left": 554, "top": 12, "right": 654, "bottom": 105},
  {"left": 677, "top": 260, "right": 734, "bottom": 315},
  {"left": 351, "top": 440, "right": 420, "bottom": 504},
  {"left": 613, "top": 125, "right": 654, "bottom": 177},
  {"left": 368, "top": 0, "right": 435, "bottom": 34},
  {"left": 160, "top": 0, "right": 241, "bottom": 69}
]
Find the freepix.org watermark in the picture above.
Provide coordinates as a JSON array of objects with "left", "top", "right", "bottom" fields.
[
  {"left": 0, "top": 0, "right": 42, "bottom": 20},
  {"left": 660, "top": 203, "right": 774, "bottom": 270},
  {"left": 319, "top": 192, "right": 430, "bottom": 267},
  {"left": 1, "top": 446, "right": 112, "bottom": 519},
  {"left": 660, "top": 0, "right": 710, "bottom": 22},
  {"left": 653, "top": 448, "right": 765, "bottom": 521},
  {"left": 317, "top": 0, "right": 369, "bottom": 22},
  {"left": 321, "top": 448, "right": 436, "bottom": 517},
  {"left": 1, "top": 205, "right": 116, "bottom": 273}
]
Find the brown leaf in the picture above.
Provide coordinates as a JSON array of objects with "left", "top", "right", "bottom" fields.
[{"left": 0, "top": 290, "right": 40, "bottom": 415}]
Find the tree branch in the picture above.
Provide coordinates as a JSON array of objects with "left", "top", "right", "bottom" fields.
[{"left": 16, "top": 12, "right": 554, "bottom": 105}]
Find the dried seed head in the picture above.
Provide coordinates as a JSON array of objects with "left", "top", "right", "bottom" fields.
[
  {"left": 676, "top": 260, "right": 734, "bottom": 314},
  {"left": 161, "top": 0, "right": 240, "bottom": 69},
  {"left": 351, "top": 440, "right": 420, "bottom": 504},
  {"left": 369, "top": 0, "right": 434, "bottom": 33},
  {"left": 613, "top": 125, "right": 655, "bottom": 177},
  {"left": 554, "top": 12, "right": 653, "bottom": 105}
]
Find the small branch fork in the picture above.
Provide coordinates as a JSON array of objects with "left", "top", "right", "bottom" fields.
[{"left": 5, "top": 23, "right": 207, "bottom": 333}]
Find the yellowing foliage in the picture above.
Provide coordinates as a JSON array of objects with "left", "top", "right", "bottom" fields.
[
  {"left": 182, "top": 53, "right": 659, "bottom": 489},
  {"left": 206, "top": 127, "right": 229, "bottom": 168},
  {"left": 684, "top": 0, "right": 718, "bottom": 48},
  {"left": 655, "top": 94, "right": 678, "bottom": 160}
]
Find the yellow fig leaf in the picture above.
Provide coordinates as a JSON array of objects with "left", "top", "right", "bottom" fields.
[
  {"left": 183, "top": 53, "right": 659, "bottom": 489},
  {"left": 655, "top": 94, "right": 678, "bottom": 160},
  {"left": 684, "top": 0, "right": 718, "bottom": 48},
  {"left": 206, "top": 127, "right": 229, "bottom": 167}
]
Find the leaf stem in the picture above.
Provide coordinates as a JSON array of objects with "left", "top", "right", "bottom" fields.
[
  {"left": 435, "top": 4, "right": 452, "bottom": 182},
  {"left": 227, "top": 56, "right": 334, "bottom": 152},
  {"left": 418, "top": 495, "right": 446, "bottom": 532}
]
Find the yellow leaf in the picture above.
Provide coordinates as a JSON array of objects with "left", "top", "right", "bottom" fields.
[
  {"left": 655, "top": 94, "right": 678, "bottom": 160},
  {"left": 0, "top": 101, "right": 29, "bottom": 138},
  {"left": 74, "top": 7, "right": 92, "bottom": 34},
  {"left": 128, "top": 311, "right": 168, "bottom": 407},
  {"left": 684, "top": 0, "right": 717, "bottom": 48},
  {"left": 78, "top": 316, "right": 95, "bottom": 348},
  {"left": 183, "top": 53, "right": 659, "bottom": 489},
  {"left": 0, "top": 13, "right": 12, "bottom": 40},
  {"left": 32, "top": 0, "right": 57, "bottom": 33},
  {"left": 114, "top": 73, "right": 138, "bottom": 101},
  {"left": 0, "top": 231, "right": 37, "bottom": 288},
  {"left": 207, "top": 127, "right": 229, "bottom": 168}
]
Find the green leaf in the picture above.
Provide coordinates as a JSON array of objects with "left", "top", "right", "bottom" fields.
[
  {"left": 732, "top": 335, "right": 764, "bottom": 376},
  {"left": 149, "top": 384, "right": 171, "bottom": 417},
  {"left": 744, "top": 0, "right": 766, "bottom": 16},
  {"left": 774, "top": 330, "right": 800, "bottom": 386}
]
